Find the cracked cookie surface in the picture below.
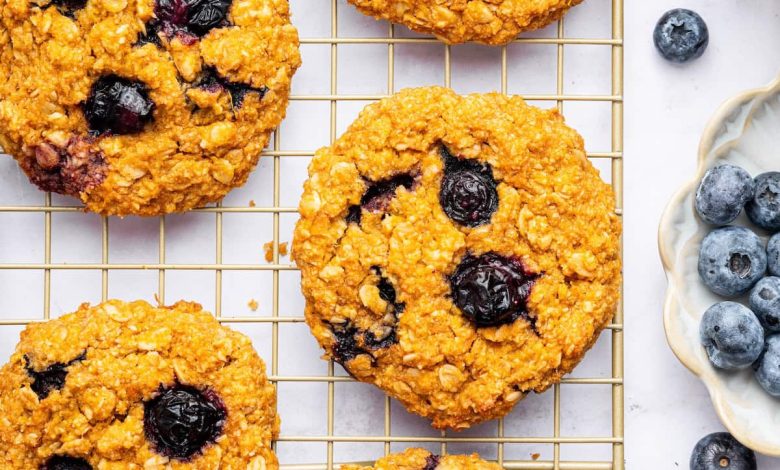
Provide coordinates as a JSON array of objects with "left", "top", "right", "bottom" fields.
[
  {"left": 0, "top": 299, "right": 279, "bottom": 468},
  {"left": 346, "top": 0, "right": 583, "bottom": 45},
  {"left": 0, "top": 0, "right": 300, "bottom": 215},
  {"left": 341, "top": 448, "right": 502, "bottom": 470},
  {"left": 292, "top": 87, "right": 621, "bottom": 430}
]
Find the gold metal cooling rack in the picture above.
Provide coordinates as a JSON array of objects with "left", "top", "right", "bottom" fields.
[{"left": 0, "top": 0, "right": 624, "bottom": 468}]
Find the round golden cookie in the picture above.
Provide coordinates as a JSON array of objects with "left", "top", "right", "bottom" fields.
[
  {"left": 342, "top": 448, "right": 502, "bottom": 470},
  {"left": 292, "top": 86, "right": 621, "bottom": 430},
  {"left": 0, "top": 0, "right": 300, "bottom": 216},
  {"left": 0, "top": 300, "right": 279, "bottom": 468},
  {"left": 346, "top": 0, "right": 583, "bottom": 45}
]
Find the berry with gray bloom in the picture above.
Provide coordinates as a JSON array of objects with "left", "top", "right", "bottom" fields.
[
  {"left": 653, "top": 9, "right": 709, "bottom": 63},
  {"left": 690, "top": 432, "right": 756, "bottom": 470},
  {"left": 700, "top": 301, "right": 764, "bottom": 370},
  {"left": 746, "top": 172, "right": 780, "bottom": 230},
  {"left": 695, "top": 164, "right": 754, "bottom": 225},
  {"left": 767, "top": 233, "right": 780, "bottom": 276},
  {"left": 698, "top": 226, "right": 766, "bottom": 297},
  {"left": 749, "top": 276, "right": 780, "bottom": 332},
  {"left": 756, "top": 334, "right": 780, "bottom": 397}
]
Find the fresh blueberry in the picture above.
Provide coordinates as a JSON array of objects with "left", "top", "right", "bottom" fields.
[
  {"left": 653, "top": 9, "right": 709, "bottom": 63},
  {"left": 767, "top": 233, "right": 780, "bottom": 276},
  {"left": 154, "top": 0, "right": 232, "bottom": 37},
  {"left": 439, "top": 147, "right": 498, "bottom": 227},
  {"left": 698, "top": 226, "right": 766, "bottom": 297},
  {"left": 755, "top": 334, "right": 780, "bottom": 397},
  {"left": 700, "top": 302, "right": 764, "bottom": 370},
  {"left": 749, "top": 277, "right": 780, "bottom": 332},
  {"left": 746, "top": 172, "right": 780, "bottom": 230},
  {"left": 144, "top": 384, "right": 227, "bottom": 460},
  {"left": 40, "top": 456, "right": 92, "bottom": 470},
  {"left": 694, "top": 164, "right": 754, "bottom": 226},
  {"left": 690, "top": 432, "right": 756, "bottom": 470},
  {"left": 83, "top": 75, "right": 154, "bottom": 135},
  {"left": 450, "top": 252, "right": 537, "bottom": 327}
]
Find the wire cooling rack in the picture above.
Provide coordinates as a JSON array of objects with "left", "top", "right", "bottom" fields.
[{"left": 0, "top": 0, "right": 623, "bottom": 468}]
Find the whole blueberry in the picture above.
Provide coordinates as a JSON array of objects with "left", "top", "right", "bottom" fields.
[
  {"left": 700, "top": 302, "right": 764, "bottom": 370},
  {"left": 746, "top": 172, "right": 780, "bottom": 230},
  {"left": 756, "top": 334, "right": 780, "bottom": 397},
  {"left": 698, "top": 226, "right": 766, "bottom": 297},
  {"left": 767, "top": 233, "right": 780, "bottom": 276},
  {"left": 690, "top": 432, "right": 756, "bottom": 470},
  {"left": 695, "top": 164, "right": 754, "bottom": 225},
  {"left": 653, "top": 9, "right": 709, "bottom": 63},
  {"left": 749, "top": 277, "right": 780, "bottom": 332}
]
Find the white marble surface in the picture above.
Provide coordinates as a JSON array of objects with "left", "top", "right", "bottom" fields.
[
  {"left": 625, "top": 0, "right": 780, "bottom": 468},
  {"left": 0, "top": 0, "right": 778, "bottom": 468}
]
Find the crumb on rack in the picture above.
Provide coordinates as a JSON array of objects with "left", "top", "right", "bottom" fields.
[
  {"left": 248, "top": 299, "right": 259, "bottom": 311},
  {"left": 249, "top": 199, "right": 256, "bottom": 207},
  {"left": 531, "top": 453, "right": 540, "bottom": 461},
  {"left": 263, "top": 241, "right": 289, "bottom": 262}
]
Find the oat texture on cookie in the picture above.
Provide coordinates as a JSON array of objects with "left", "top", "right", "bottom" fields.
[
  {"left": 0, "top": 300, "right": 279, "bottom": 468},
  {"left": 0, "top": 0, "right": 300, "bottom": 215},
  {"left": 292, "top": 87, "right": 621, "bottom": 430},
  {"left": 341, "top": 448, "right": 503, "bottom": 470},
  {"left": 345, "top": 0, "right": 584, "bottom": 45}
]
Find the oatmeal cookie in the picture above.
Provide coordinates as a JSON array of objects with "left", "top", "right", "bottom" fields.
[
  {"left": 0, "top": 300, "right": 279, "bottom": 469},
  {"left": 342, "top": 448, "right": 501, "bottom": 470},
  {"left": 345, "top": 0, "right": 583, "bottom": 45},
  {"left": 293, "top": 87, "right": 621, "bottom": 430},
  {"left": 0, "top": 0, "right": 300, "bottom": 215}
]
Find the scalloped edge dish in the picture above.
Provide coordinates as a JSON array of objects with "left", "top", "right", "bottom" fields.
[{"left": 659, "top": 74, "right": 780, "bottom": 455}]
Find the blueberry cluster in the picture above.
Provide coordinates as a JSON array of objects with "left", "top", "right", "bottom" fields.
[{"left": 695, "top": 164, "right": 780, "bottom": 397}]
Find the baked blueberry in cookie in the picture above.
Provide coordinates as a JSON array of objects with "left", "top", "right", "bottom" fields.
[
  {"left": 0, "top": 300, "right": 278, "bottom": 468},
  {"left": 341, "top": 448, "right": 502, "bottom": 470},
  {"left": 344, "top": 0, "right": 584, "bottom": 45},
  {"left": 293, "top": 87, "right": 621, "bottom": 429},
  {"left": 0, "top": 0, "right": 300, "bottom": 215}
]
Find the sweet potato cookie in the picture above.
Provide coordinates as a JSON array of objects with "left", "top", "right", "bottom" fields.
[
  {"left": 346, "top": 0, "right": 583, "bottom": 45},
  {"left": 293, "top": 87, "right": 621, "bottom": 429},
  {"left": 0, "top": 300, "right": 278, "bottom": 468},
  {"left": 0, "top": 0, "right": 300, "bottom": 215},
  {"left": 342, "top": 448, "right": 501, "bottom": 470}
]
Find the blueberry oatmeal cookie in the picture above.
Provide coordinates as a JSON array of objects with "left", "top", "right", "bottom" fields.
[
  {"left": 292, "top": 87, "right": 621, "bottom": 430},
  {"left": 0, "top": 0, "right": 300, "bottom": 215},
  {"left": 342, "top": 448, "right": 502, "bottom": 470},
  {"left": 345, "top": 0, "right": 583, "bottom": 45},
  {"left": 0, "top": 300, "right": 278, "bottom": 468}
]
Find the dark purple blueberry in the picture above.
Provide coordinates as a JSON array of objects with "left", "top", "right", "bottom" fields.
[
  {"left": 155, "top": 0, "right": 231, "bottom": 37},
  {"left": 83, "top": 75, "right": 154, "bottom": 135},
  {"left": 363, "top": 327, "right": 396, "bottom": 350},
  {"left": 360, "top": 174, "right": 415, "bottom": 213},
  {"left": 346, "top": 205, "right": 361, "bottom": 225},
  {"left": 439, "top": 147, "right": 498, "bottom": 227},
  {"left": 47, "top": 0, "right": 87, "bottom": 18},
  {"left": 690, "top": 432, "right": 756, "bottom": 470},
  {"left": 653, "top": 9, "right": 709, "bottom": 63},
  {"left": 25, "top": 352, "right": 85, "bottom": 400},
  {"left": 136, "top": 20, "right": 163, "bottom": 47},
  {"left": 423, "top": 454, "right": 441, "bottom": 470},
  {"left": 143, "top": 384, "right": 227, "bottom": 460},
  {"left": 450, "top": 252, "right": 537, "bottom": 327},
  {"left": 194, "top": 67, "right": 268, "bottom": 108},
  {"left": 329, "top": 323, "right": 362, "bottom": 364},
  {"left": 40, "top": 456, "right": 92, "bottom": 470}
]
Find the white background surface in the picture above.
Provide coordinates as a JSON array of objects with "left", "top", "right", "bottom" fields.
[{"left": 0, "top": 0, "right": 778, "bottom": 468}]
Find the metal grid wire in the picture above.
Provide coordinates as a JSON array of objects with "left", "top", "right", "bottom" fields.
[{"left": 0, "top": 0, "right": 623, "bottom": 468}]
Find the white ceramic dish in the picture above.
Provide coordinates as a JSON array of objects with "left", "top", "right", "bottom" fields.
[{"left": 659, "top": 74, "right": 780, "bottom": 455}]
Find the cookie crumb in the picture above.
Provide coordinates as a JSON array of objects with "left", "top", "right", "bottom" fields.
[
  {"left": 531, "top": 453, "right": 540, "bottom": 461},
  {"left": 249, "top": 199, "right": 256, "bottom": 207},
  {"left": 248, "top": 299, "right": 259, "bottom": 311},
  {"left": 263, "top": 241, "right": 289, "bottom": 262}
]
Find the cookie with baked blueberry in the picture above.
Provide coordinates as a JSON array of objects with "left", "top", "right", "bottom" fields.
[
  {"left": 0, "top": 0, "right": 300, "bottom": 215},
  {"left": 342, "top": 448, "right": 502, "bottom": 470},
  {"left": 292, "top": 87, "right": 622, "bottom": 430},
  {"left": 345, "top": 0, "right": 583, "bottom": 45},
  {"left": 0, "top": 300, "right": 278, "bottom": 468}
]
